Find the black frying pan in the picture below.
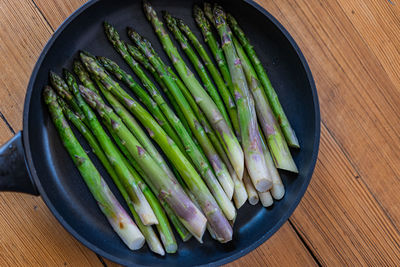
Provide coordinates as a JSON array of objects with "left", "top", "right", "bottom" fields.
[{"left": 0, "top": 0, "right": 320, "bottom": 265}]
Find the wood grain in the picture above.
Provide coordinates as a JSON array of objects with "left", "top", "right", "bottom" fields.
[
  {"left": 0, "top": 122, "right": 102, "bottom": 266},
  {"left": 101, "top": 223, "right": 317, "bottom": 267},
  {"left": 291, "top": 124, "right": 400, "bottom": 265},
  {"left": 226, "top": 223, "right": 317, "bottom": 267},
  {"left": 257, "top": 0, "right": 400, "bottom": 230},
  {"left": 0, "top": 0, "right": 52, "bottom": 131},
  {"left": 32, "top": 0, "right": 87, "bottom": 29},
  {"left": 0, "top": 0, "right": 103, "bottom": 265}
]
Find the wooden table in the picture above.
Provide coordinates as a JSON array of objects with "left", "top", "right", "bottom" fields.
[{"left": 1, "top": 0, "right": 399, "bottom": 265}]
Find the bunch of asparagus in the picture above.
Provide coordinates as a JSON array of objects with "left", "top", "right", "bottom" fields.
[{"left": 43, "top": 0, "right": 299, "bottom": 254}]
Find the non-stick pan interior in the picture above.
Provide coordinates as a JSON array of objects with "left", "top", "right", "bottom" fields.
[{"left": 23, "top": 0, "right": 319, "bottom": 265}]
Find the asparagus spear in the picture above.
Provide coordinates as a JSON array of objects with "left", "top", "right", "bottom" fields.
[
  {"left": 73, "top": 62, "right": 188, "bottom": 245},
  {"left": 143, "top": 1, "right": 244, "bottom": 181},
  {"left": 73, "top": 60, "right": 190, "bottom": 242},
  {"left": 84, "top": 53, "right": 236, "bottom": 229},
  {"left": 128, "top": 36, "right": 228, "bottom": 169},
  {"left": 110, "top": 127, "right": 192, "bottom": 243},
  {"left": 259, "top": 127, "right": 285, "bottom": 200},
  {"left": 232, "top": 169, "right": 248, "bottom": 209},
  {"left": 214, "top": 5, "right": 272, "bottom": 192},
  {"left": 103, "top": 22, "right": 186, "bottom": 153},
  {"left": 129, "top": 31, "right": 236, "bottom": 212},
  {"left": 203, "top": 2, "right": 215, "bottom": 25},
  {"left": 90, "top": 78, "right": 179, "bottom": 252},
  {"left": 125, "top": 43, "right": 192, "bottom": 134},
  {"left": 57, "top": 96, "right": 165, "bottom": 255},
  {"left": 50, "top": 71, "right": 158, "bottom": 226},
  {"left": 163, "top": 12, "right": 232, "bottom": 132},
  {"left": 243, "top": 169, "right": 259, "bottom": 205},
  {"left": 43, "top": 86, "right": 145, "bottom": 250},
  {"left": 98, "top": 57, "right": 188, "bottom": 178},
  {"left": 176, "top": 17, "right": 240, "bottom": 138},
  {"left": 193, "top": 6, "right": 236, "bottom": 117},
  {"left": 227, "top": 13, "right": 299, "bottom": 148},
  {"left": 49, "top": 72, "right": 86, "bottom": 123},
  {"left": 259, "top": 191, "right": 274, "bottom": 207},
  {"left": 79, "top": 84, "right": 207, "bottom": 241},
  {"left": 233, "top": 36, "right": 298, "bottom": 173},
  {"left": 101, "top": 110, "right": 191, "bottom": 244},
  {"left": 80, "top": 53, "right": 231, "bottom": 242},
  {"left": 81, "top": 53, "right": 233, "bottom": 243}
]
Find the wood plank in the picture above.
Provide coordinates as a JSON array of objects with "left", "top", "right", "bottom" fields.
[
  {"left": 254, "top": 0, "right": 400, "bottom": 261},
  {"left": 290, "top": 124, "right": 400, "bottom": 265},
  {"left": 226, "top": 223, "right": 317, "bottom": 267},
  {"left": 256, "top": 0, "right": 400, "bottom": 227},
  {"left": 0, "top": 119, "right": 102, "bottom": 266},
  {"left": 32, "top": 0, "right": 87, "bottom": 29},
  {"left": 0, "top": 0, "right": 52, "bottom": 131},
  {"left": 101, "top": 223, "right": 317, "bottom": 267},
  {"left": 0, "top": 0, "right": 103, "bottom": 265}
]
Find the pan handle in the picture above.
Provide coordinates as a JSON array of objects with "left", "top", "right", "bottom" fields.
[{"left": 0, "top": 132, "right": 39, "bottom": 195}]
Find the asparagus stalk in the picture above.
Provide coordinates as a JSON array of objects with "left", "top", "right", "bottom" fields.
[
  {"left": 259, "top": 191, "right": 274, "bottom": 207},
  {"left": 227, "top": 13, "right": 299, "bottom": 148},
  {"left": 50, "top": 71, "right": 158, "bottom": 226},
  {"left": 73, "top": 60, "right": 189, "bottom": 243},
  {"left": 98, "top": 57, "right": 188, "bottom": 178},
  {"left": 214, "top": 5, "right": 272, "bottom": 192},
  {"left": 231, "top": 168, "right": 248, "bottom": 209},
  {"left": 43, "top": 86, "right": 145, "bottom": 250},
  {"left": 233, "top": 36, "right": 298, "bottom": 173},
  {"left": 176, "top": 17, "right": 240, "bottom": 139},
  {"left": 57, "top": 96, "right": 165, "bottom": 255},
  {"left": 163, "top": 12, "right": 232, "bottom": 132},
  {"left": 203, "top": 2, "right": 215, "bottom": 25},
  {"left": 259, "top": 127, "right": 285, "bottom": 200},
  {"left": 49, "top": 72, "right": 86, "bottom": 123},
  {"left": 79, "top": 84, "right": 207, "bottom": 241},
  {"left": 103, "top": 22, "right": 186, "bottom": 153},
  {"left": 91, "top": 79, "right": 179, "bottom": 252},
  {"left": 243, "top": 169, "right": 259, "bottom": 205},
  {"left": 101, "top": 112, "right": 191, "bottom": 244},
  {"left": 193, "top": 7, "right": 237, "bottom": 123},
  {"left": 129, "top": 36, "right": 227, "bottom": 166},
  {"left": 143, "top": 1, "right": 244, "bottom": 181},
  {"left": 80, "top": 52, "right": 233, "bottom": 243},
  {"left": 129, "top": 31, "right": 236, "bottom": 213},
  {"left": 125, "top": 43, "right": 192, "bottom": 134}
]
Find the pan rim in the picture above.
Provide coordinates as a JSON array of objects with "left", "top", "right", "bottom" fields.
[{"left": 22, "top": 0, "right": 320, "bottom": 266}]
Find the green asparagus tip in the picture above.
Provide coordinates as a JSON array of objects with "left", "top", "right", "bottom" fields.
[
  {"left": 213, "top": 4, "right": 225, "bottom": 19},
  {"left": 104, "top": 21, "right": 117, "bottom": 39},
  {"left": 62, "top": 68, "right": 74, "bottom": 78},
  {"left": 126, "top": 27, "right": 136, "bottom": 39},
  {"left": 142, "top": 0, "right": 154, "bottom": 21},
  {"left": 226, "top": 13, "right": 236, "bottom": 25},
  {"left": 49, "top": 71, "right": 67, "bottom": 92},
  {"left": 73, "top": 60, "right": 84, "bottom": 72},
  {"left": 162, "top": 11, "right": 175, "bottom": 25},
  {"left": 175, "top": 18, "right": 185, "bottom": 28},
  {"left": 203, "top": 2, "right": 214, "bottom": 21},
  {"left": 127, "top": 27, "right": 142, "bottom": 43},
  {"left": 80, "top": 50, "right": 96, "bottom": 59},
  {"left": 78, "top": 85, "right": 100, "bottom": 108},
  {"left": 49, "top": 71, "right": 57, "bottom": 80},
  {"left": 193, "top": 4, "right": 202, "bottom": 14},
  {"left": 193, "top": 5, "right": 210, "bottom": 30}
]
